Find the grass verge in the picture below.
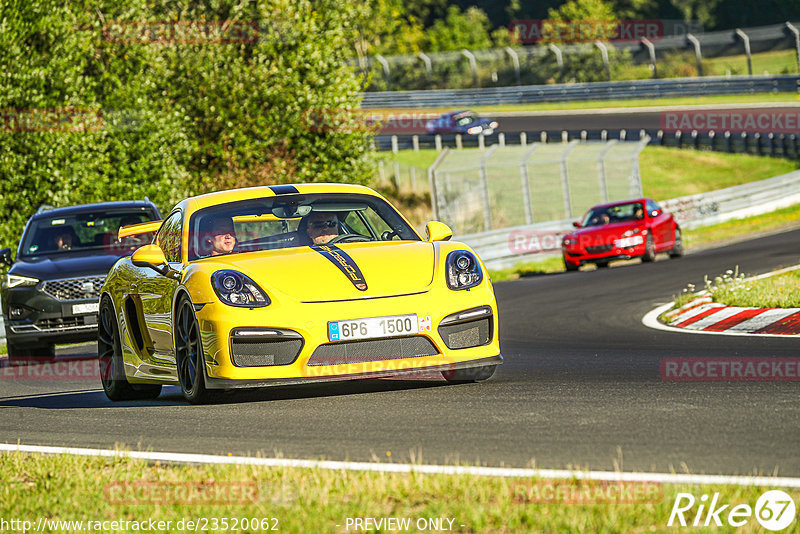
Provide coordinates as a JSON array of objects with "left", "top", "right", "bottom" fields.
[
  {"left": 710, "top": 269, "right": 800, "bottom": 308},
  {"left": 0, "top": 451, "right": 795, "bottom": 533}
]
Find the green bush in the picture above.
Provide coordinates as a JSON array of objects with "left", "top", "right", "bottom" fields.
[{"left": 0, "top": 0, "right": 372, "bottom": 254}]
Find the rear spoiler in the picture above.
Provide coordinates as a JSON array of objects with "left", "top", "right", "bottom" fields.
[{"left": 118, "top": 220, "right": 162, "bottom": 240}]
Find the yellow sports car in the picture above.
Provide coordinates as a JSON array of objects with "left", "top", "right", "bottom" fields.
[{"left": 98, "top": 184, "right": 501, "bottom": 403}]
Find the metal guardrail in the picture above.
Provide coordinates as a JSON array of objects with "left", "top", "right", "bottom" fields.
[
  {"left": 375, "top": 129, "right": 800, "bottom": 159},
  {"left": 459, "top": 169, "right": 800, "bottom": 269},
  {"left": 361, "top": 75, "right": 800, "bottom": 109}
]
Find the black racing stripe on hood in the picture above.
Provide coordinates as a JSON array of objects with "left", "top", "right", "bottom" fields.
[
  {"left": 269, "top": 185, "right": 299, "bottom": 195},
  {"left": 311, "top": 244, "right": 368, "bottom": 291}
]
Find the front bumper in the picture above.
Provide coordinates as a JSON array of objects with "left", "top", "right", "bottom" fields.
[
  {"left": 192, "top": 284, "right": 501, "bottom": 385},
  {"left": 563, "top": 241, "right": 646, "bottom": 264},
  {"left": 3, "top": 285, "right": 99, "bottom": 347}
]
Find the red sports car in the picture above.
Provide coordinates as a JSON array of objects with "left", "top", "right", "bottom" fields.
[{"left": 561, "top": 198, "right": 683, "bottom": 271}]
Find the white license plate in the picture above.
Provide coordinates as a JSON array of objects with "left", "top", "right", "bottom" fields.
[
  {"left": 329, "top": 314, "right": 419, "bottom": 342},
  {"left": 72, "top": 302, "right": 99, "bottom": 315}
]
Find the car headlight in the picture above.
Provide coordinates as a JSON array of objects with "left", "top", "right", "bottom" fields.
[
  {"left": 5, "top": 274, "right": 39, "bottom": 289},
  {"left": 211, "top": 270, "right": 270, "bottom": 307},
  {"left": 467, "top": 126, "right": 482, "bottom": 135},
  {"left": 446, "top": 251, "right": 483, "bottom": 290},
  {"left": 563, "top": 237, "right": 576, "bottom": 245}
]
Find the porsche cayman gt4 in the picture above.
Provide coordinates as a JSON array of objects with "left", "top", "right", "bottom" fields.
[{"left": 98, "top": 184, "right": 501, "bottom": 403}]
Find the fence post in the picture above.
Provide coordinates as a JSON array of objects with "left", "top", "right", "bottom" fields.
[
  {"left": 520, "top": 143, "right": 541, "bottom": 224},
  {"left": 597, "top": 140, "right": 618, "bottom": 203},
  {"left": 594, "top": 41, "right": 611, "bottom": 81},
  {"left": 686, "top": 34, "right": 704, "bottom": 77},
  {"left": 640, "top": 38, "right": 657, "bottom": 78},
  {"left": 455, "top": 134, "right": 463, "bottom": 150},
  {"left": 479, "top": 145, "right": 499, "bottom": 231},
  {"left": 520, "top": 132, "right": 527, "bottom": 147},
  {"left": 478, "top": 133, "right": 485, "bottom": 150},
  {"left": 412, "top": 135, "right": 419, "bottom": 151},
  {"left": 435, "top": 134, "right": 442, "bottom": 151},
  {"left": 629, "top": 136, "right": 649, "bottom": 198},
  {"left": 505, "top": 47, "right": 521, "bottom": 85},
  {"left": 391, "top": 135, "right": 398, "bottom": 153},
  {"left": 548, "top": 44, "right": 564, "bottom": 82},
  {"left": 461, "top": 49, "right": 479, "bottom": 87},
  {"left": 786, "top": 22, "right": 800, "bottom": 74},
  {"left": 418, "top": 52, "right": 433, "bottom": 88},
  {"left": 375, "top": 54, "right": 391, "bottom": 90},
  {"left": 498, "top": 133, "right": 505, "bottom": 147},
  {"left": 559, "top": 140, "right": 579, "bottom": 219},
  {"left": 734, "top": 29, "right": 753, "bottom": 76},
  {"left": 427, "top": 148, "right": 450, "bottom": 221}
]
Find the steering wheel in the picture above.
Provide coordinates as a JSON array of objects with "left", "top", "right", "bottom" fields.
[{"left": 327, "top": 234, "right": 371, "bottom": 244}]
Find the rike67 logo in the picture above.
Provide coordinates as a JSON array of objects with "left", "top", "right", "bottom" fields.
[{"left": 668, "top": 490, "right": 796, "bottom": 531}]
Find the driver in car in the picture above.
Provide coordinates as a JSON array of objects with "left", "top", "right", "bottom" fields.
[
  {"left": 301, "top": 212, "right": 339, "bottom": 245},
  {"left": 205, "top": 216, "right": 237, "bottom": 256}
]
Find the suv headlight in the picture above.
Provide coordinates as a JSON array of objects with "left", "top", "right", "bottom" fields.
[
  {"left": 211, "top": 270, "right": 270, "bottom": 307},
  {"left": 446, "top": 251, "right": 483, "bottom": 290},
  {"left": 5, "top": 274, "right": 39, "bottom": 289},
  {"left": 621, "top": 227, "right": 646, "bottom": 237}
]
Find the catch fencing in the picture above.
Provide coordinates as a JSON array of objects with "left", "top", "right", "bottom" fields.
[
  {"left": 359, "top": 22, "right": 800, "bottom": 92},
  {"left": 428, "top": 139, "right": 648, "bottom": 236}
]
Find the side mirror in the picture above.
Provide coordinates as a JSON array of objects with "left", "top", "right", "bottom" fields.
[
  {"left": 572, "top": 221, "right": 581, "bottom": 228},
  {"left": 425, "top": 221, "right": 453, "bottom": 242},
  {"left": 0, "top": 248, "right": 12, "bottom": 267},
  {"left": 131, "top": 245, "right": 180, "bottom": 280}
]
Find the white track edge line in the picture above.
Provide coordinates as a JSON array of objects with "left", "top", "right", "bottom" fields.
[{"left": 2, "top": 443, "right": 800, "bottom": 488}]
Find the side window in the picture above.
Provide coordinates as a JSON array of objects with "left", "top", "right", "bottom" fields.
[
  {"left": 157, "top": 211, "right": 183, "bottom": 263},
  {"left": 646, "top": 200, "right": 660, "bottom": 215}
]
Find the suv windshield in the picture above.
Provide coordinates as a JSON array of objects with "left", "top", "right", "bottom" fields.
[
  {"left": 189, "top": 193, "right": 420, "bottom": 261},
  {"left": 581, "top": 202, "right": 645, "bottom": 227},
  {"left": 20, "top": 209, "right": 158, "bottom": 257}
]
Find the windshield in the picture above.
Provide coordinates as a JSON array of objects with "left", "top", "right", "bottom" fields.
[
  {"left": 20, "top": 209, "right": 159, "bottom": 257},
  {"left": 581, "top": 202, "right": 645, "bottom": 227},
  {"left": 188, "top": 193, "right": 420, "bottom": 261}
]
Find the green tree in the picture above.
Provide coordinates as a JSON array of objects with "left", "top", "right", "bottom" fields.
[{"left": 669, "top": 0, "right": 723, "bottom": 27}]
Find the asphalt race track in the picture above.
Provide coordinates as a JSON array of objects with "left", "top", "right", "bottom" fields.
[{"left": 1, "top": 229, "right": 799, "bottom": 476}]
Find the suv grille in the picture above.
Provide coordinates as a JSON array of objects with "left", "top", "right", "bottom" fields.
[
  {"left": 42, "top": 276, "right": 105, "bottom": 301},
  {"left": 36, "top": 316, "right": 87, "bottom": 329}
]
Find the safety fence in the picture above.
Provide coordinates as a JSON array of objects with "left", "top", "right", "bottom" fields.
[
  {"left": 428, "top": 139, "right": 648, "bottom": 236},
  {"left": 359, "top": 22, "right": 800, "bottom": 92},
  {"left": 460, "top": 168, "right": 800, "bottom": 269}
]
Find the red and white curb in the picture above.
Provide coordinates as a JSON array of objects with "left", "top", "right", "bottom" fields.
[{"left": 643, "top": 265, "right": 800, "bottom": 337}]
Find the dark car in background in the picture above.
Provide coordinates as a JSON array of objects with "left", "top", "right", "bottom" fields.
[
  {"left": 0, "top": 200, "right": 162, "bottom": 360},
  {"left": 561, "top": 198, "right": 683, "bottom": 271},
  {"left": 425, "top": 110, "right": 498, "bottom": 135}
]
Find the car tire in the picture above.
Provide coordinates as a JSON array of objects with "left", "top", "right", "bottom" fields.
[
  {"left": 442, "top": 364, "right": 497, "bottom": 383},
  {"left": 641, "top": 235, "right": 656, "bottom": 263},
  {"left": 98, "top": 295, "right": 162, "bottom": 401},
  {"left": 563, "top": 256, "right": 579, "bottom": 271},
  {"left": 175, "top": 296, "right": 217, "bottom": 404},
  {"left": 669, "top": 228, "right": 684, "bottom": 258}
]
